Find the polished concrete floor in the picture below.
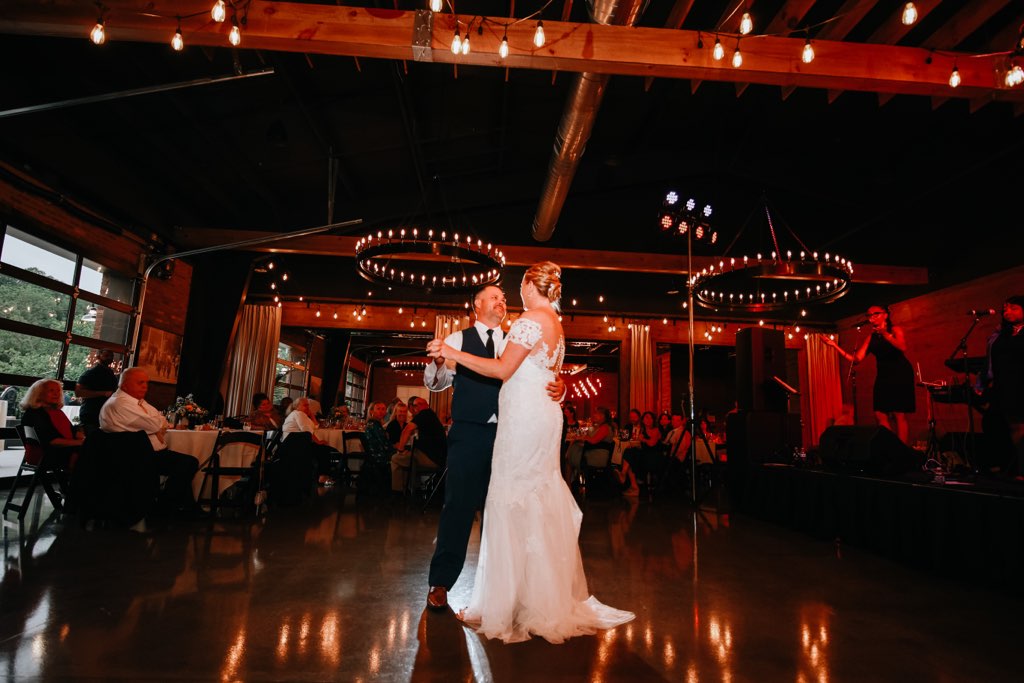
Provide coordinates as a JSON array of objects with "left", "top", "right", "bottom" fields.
[{"left": 1, "top": 486, "right": 1020, "bottom": 682}]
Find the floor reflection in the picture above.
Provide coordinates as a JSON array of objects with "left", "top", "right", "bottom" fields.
[{"left": 1, "top": 493, "right": 1021, "bottom": 681}]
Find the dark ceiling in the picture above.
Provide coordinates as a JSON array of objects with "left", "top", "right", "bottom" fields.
[{"left": 2, "top": 0, "right": 1023, "bottom": 335}]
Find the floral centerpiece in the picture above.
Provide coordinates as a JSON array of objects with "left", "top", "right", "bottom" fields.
[{"left": 173, "top": 394, "right": 209, "bottom": 425}]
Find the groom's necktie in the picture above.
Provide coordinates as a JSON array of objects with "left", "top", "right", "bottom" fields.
[{"left": 485, "top": 329, "right": 495, "bottom": 358}]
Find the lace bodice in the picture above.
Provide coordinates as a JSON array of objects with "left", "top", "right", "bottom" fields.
[{"left": 505, "top": 318, "right": 564, "bottom": 373}]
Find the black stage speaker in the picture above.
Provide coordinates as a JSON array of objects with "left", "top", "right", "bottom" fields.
[
  {"left": 735, "top": 328, "right": 787, "bottom": 412},
  {"left": 818, "top": 426, "right": 922, "bottom": 476}
]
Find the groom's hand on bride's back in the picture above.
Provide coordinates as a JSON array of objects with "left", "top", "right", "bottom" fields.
[{"left": 546, "top": 376, "right": 566, "bottom": 402}]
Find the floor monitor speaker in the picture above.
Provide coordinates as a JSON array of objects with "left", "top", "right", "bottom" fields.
[{"left": 818, "top": 426, "right": 922, "bottom": 476}]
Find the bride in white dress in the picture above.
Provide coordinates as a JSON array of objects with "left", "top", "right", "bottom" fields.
[{"left": 427, "top": 261, "right": 634, "bottom": 644}]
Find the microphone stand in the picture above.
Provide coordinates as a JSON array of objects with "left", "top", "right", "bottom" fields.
[
  {"left": 946, "top": 316, "right": 982, "bottom": 472},
  {"left": 848, "top": 357, "right": 858, "bottom": 426}
]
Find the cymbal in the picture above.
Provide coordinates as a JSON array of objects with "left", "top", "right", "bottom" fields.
[{"left": 944, "top": 356, "right": 986, "bottom": 374}]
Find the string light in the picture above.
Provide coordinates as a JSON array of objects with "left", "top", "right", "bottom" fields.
[
  {"left": 534, "top": 20, "right": 545, "bottom": 48},
  {"left": 171, "top": 20, "right": 184, "bottom": 51},
  {"left": 732, "top": 44, "right": 743, "bottom": 68},
  {"left": 429, "top": 0, "right": 442, "bottom": 12},
  {"left": 211, "top": 0, "right": 226, "bottom": 23},
  {"left": 802, "top": 38, "right": 814, "bottom": 64},
  {"left": 90, "top": 18, "right": 106, "bottom": 45},
  {"left": 451, "top": 26, "right": 462, "bottom": 54},
  {"left": 461, "top": 25, "right": 471, "bottom": 55},
  {"left": 949, "top": 64, "right": 961, "bottom": 88},
  {"left": 499, "top": 29, "right": 509, "bottom": 59},
  {"left": 901, "top": 3, "right": 918, "bottom": 26},
  {"left": 739, "top": 12, "right": 753, "bottom": 36},
  {"left": 712, "top": 36, "right": 724, "bottom": 61},
  {"left": 229, "top": 16, "right": 241, "bottom": 46}
]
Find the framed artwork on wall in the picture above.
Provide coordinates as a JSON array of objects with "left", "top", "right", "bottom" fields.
[{"left": 137, "top": 325, "right": 182, "bottom": 384}]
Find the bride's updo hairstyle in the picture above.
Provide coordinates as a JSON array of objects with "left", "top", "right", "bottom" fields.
[{"left": 524, "top": 261, "right": 562, "bottom": 311}]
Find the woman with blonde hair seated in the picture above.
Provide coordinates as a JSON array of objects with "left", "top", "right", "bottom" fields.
[{"left": 19, "top": 378, "right": 84, "bottom": 469}]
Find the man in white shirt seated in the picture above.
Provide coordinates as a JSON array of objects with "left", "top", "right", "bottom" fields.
[
  {"left": 281, "top": 396, "right": 336, "bottom": 485},
  {"left": 663, "top": 414, "right": 691, "bottom": 460},
  {"left": 99, "top": 367, "right": 200, "bottom": 516}
]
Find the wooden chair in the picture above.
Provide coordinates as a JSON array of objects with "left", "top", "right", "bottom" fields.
[
  {"left": 3, "top": 425, "right": 70, "bottom": 521},
  {"left": 197, "top": 430, "right": 265, "bottom": 515}
]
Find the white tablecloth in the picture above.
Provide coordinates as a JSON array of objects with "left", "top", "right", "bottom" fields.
[
  {"left": 164, "top": 429, "right": 219, "bottom": 460},
  {"left": 313, "top": 429, "right": 364, "bottom": 454}
]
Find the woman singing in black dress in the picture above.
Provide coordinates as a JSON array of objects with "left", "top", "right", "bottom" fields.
[{"left": 824, "top": 304, "right": 916, "bottom": 443}]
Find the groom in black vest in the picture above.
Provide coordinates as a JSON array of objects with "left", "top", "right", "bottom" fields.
[{"left": 423, "top": 284, "right": 564, "bottom": 610}]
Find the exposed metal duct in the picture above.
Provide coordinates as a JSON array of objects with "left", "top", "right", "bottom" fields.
[{"left": 531, "top": 0, "right": 648, "bottom": 242}]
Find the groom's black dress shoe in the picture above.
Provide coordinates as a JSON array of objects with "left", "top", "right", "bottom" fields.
[{"left": 427, "top": 586, "right": 448, "bottom": 610}]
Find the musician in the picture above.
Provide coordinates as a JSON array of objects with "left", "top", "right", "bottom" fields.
[
  {"left": 977, "top": 295, "right": 1024, "bottom": 478},
  {"left": 823, "top": 304, "right": 915, "bottom": 444}
]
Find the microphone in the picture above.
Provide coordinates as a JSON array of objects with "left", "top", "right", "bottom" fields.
[{"left": 967, "top": 308, "right": 997, "bottom": 317}]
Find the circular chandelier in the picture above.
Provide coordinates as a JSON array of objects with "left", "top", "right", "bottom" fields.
[
  {"left": 686, "top": 200, "right": 854, "bottom": 312},
  {"left": 691, "top": 250, "right": 854, "bottom": 312},
  {"left": 355, "top": 227, "right": 505, "bottom": 294}
]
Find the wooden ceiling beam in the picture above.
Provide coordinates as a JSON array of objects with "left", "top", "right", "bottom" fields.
[
  {"left": 921, "top": 0, "right": 1013, "bottom": 50},
  {"left": 174, "top": 228, "right": 929, "bottom": 285},
  {"left": 1, "top": 1, "right": 1021, "bottom": 102}
]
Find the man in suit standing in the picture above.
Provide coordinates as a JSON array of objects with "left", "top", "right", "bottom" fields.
[{"left": 423, "top": 284, "right": 564, "bottom": 610}]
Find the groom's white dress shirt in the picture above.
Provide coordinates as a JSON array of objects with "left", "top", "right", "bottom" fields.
[{"left": 423, "top": 320, "right": 503, "bottom": 423}]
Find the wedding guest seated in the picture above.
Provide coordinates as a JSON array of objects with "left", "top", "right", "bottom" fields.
[
  {"left": 663, "top": 414, "right": 691, "bottom": 460},
  {"left": 391, "top": 396, "right": 446, "bottom": 493},
  {"left": 20, "top": 378, "right": 84, "bottom": 469},
  {"left": 623, "top": 410, "right": 667, "bottom": 486},
  {"left": 561, "top": 403, "right": 580, "bottom": 456},
  {"left": 282, "top": 397, "right": 337, "bottom": 485},
  {"left": 276, "top": 396, "right": 293, "bottom": 418},
  {"left": 385, "top": 401, "right": 408, "bottom": 447},
  {"left": 566, "top": 406, "right": 615, "bottom": 474},
  {"left": 363, "top": 401, "right": 395, "bottom": 465},
  {"left": 625, "top": 408, "right": 643, "bottom": 440},
  {"left": 657, "top": 412, "right": 672, "bottom": 439},
  {"left": 248, "top": 392, "right": 281, "bottom": 430},
  {"left": 99, "top": 367, "right": 200, "bottom": 518}
]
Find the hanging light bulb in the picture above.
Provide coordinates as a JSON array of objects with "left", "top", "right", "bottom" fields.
[
  {"left": 739, "top": 12, "right": 753, "bottom": 36},
  {"left": 801, "top": 38, "right": 814, "bottom": 64},
  {"left": 948, "top": 65, "right": 961, "bottom": 88},
  {"left": 712, "top": 37, "right": 724, "bottom": 61},
  {"left": 499, "top": 30, "right": 509, "bottom": 59},
  {"left": 90, "top": 19, "right": 106, "bottom": 45},
  {"left": 429, "top": 0, "right": 442, "bottom": 12},
  {"left": 534, "top": 20, "right": 545, "bottom": 48},
  {"left": 451, "top": 27, "right": 462, "bottom": 54},
  {"left": 211, "top": 0, "right": 226, "bottom": 23},
  {"left": 461, "top": 29, "right": 471, "bottom": 55},
  {"left": 901, "top": 2, "right": 918, "bottom": 26},
  {"left": 171, "top": 21, "right": 184, "bottom": 52},
  {"left": 229, "top": 17, "right": 241, "bottom": 46},
  {"left": 1006, "top": 64, "right": 1024, "bottom": 87},
  {"left": 732, "top": 46, "right": 743, "bottom": 68}
]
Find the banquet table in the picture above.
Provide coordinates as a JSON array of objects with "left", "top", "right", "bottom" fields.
[
  {"left": 164, "top": 428, "right": 266, "bottom": 500},
  {"left": 313, "top": 429, "right": 365, "bottom": 454}
]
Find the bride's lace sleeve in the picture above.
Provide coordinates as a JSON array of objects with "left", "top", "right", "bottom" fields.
[{"left": 506, "top": 318, "right": 542, "bottom": 350}]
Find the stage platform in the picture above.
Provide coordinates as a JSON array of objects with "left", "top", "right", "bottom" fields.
[{"left": 730, "top": 463, "right": 1024, "bottom": 591}]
